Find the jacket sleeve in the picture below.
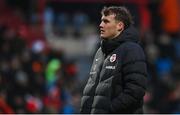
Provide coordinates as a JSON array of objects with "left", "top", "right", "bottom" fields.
[{"left": 110, "top": 42, "right": 148, "bottom": 112}]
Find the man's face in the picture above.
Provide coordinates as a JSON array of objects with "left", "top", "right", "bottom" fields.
[{"left": 99, "top": 14, "right": 122, "bottom": 39}]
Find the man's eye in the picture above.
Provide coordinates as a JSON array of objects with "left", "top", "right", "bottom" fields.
[{"left": 104, "top": 20, "right": 108, "bottom": 23}]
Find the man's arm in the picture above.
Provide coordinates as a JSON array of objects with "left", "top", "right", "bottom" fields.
[{"left": 110, "top": 42, "right": 148, "bottom": 112}]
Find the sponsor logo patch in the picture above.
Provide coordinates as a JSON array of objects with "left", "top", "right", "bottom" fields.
[
  {"left": 110, "top": 54, "right": 116, "bottom": 62},
  {"left": 105, "top": 66, "right": 116, "bottom": 69}
]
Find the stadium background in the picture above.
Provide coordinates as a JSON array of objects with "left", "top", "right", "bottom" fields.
[{"left": 0, "top": 0, "right": 179, "bottom": 113}]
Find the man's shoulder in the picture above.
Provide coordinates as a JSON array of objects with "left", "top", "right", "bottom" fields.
[
  {"left": 117, "top": 41, "right": 143, "bottom": 51},
  {"left": 115, "top": 42, "right": 145, "bottom": 59},
  {"left": 122, "top": 41, "right": 141, "bottom": 48}
]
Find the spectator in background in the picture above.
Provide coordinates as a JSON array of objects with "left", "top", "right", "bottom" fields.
[
  {"left": 159, "top": 0, "right": 180, "bottom": 59},
  {"left": 159, "top": 0, "right": 180, "bottom": 35}
]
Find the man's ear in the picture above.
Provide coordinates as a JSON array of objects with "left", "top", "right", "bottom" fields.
[{"left": 117, "top": 21, "right": 124, "bottom": 31}]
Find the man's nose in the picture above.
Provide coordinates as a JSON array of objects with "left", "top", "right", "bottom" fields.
[{"left": 99, "top": 22, "right": 103, "bottom": 28}]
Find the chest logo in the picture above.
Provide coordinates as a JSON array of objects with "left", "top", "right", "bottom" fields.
[{"left": 110, "top": 54, "right": 117, "bottom": 62}]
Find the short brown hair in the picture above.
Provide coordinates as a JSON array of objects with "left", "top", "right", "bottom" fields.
[{"left": 101, "top": 6, "right": 133, "bottom": 29}]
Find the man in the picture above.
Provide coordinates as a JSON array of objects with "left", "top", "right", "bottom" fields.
[{"left": 80, "top": 6, "right": 148, "bottom": 113}]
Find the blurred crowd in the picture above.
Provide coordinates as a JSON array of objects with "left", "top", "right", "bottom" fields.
[
  {"left": 0, "top": 0, "right": 180, "bottom": 114},
  {"left": 0, "top": 25, "right": 81, "bottom": 113}
]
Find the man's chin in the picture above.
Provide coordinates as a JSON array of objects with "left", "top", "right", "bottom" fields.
[{"left": 100, "top": 36, "right": 108, "bottom": 40}]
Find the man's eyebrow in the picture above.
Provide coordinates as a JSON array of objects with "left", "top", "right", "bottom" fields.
[{"left": 101, "top": 18, "right": 109, "bottom": 22}]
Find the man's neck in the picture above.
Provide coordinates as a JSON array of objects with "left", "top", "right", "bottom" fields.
[{"left": 110, "top": 30, "right": 123, "bottom": 40}]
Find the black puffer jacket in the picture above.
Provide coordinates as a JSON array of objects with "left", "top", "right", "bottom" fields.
[{"left": 80, "top": 26, "right": 148, "bottom": 114}]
